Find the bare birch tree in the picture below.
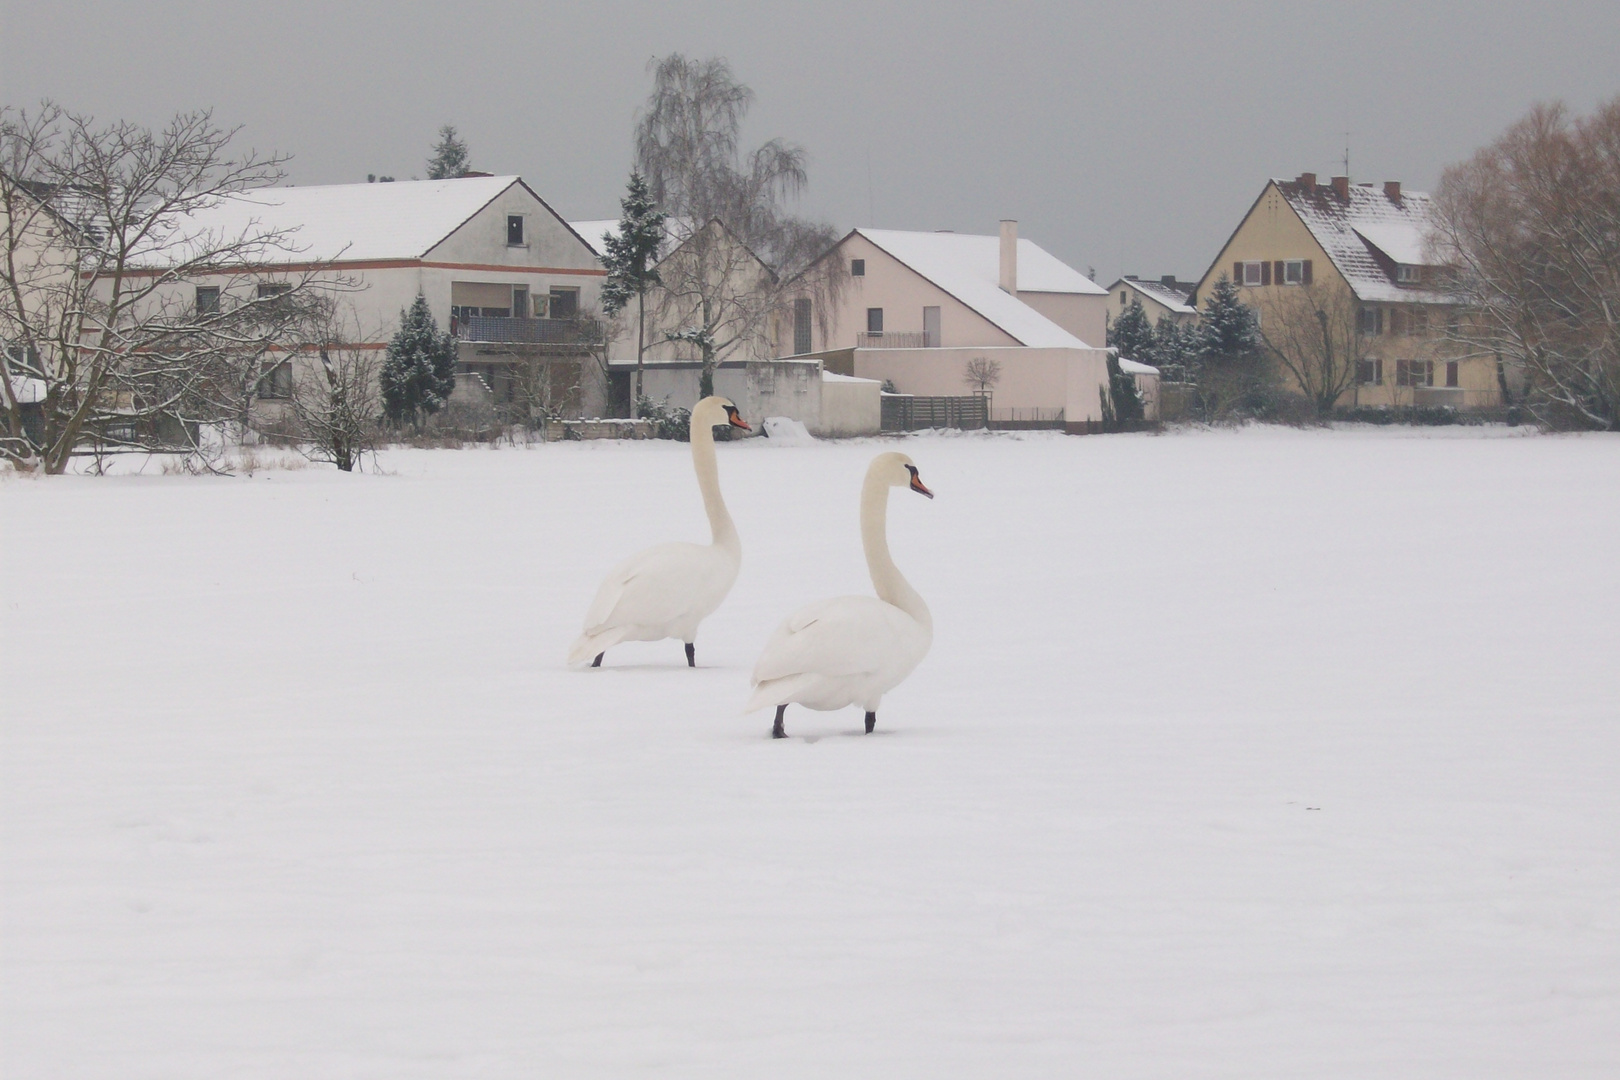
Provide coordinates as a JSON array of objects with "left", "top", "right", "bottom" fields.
[
  {"left": 1, "top": 103, "right": 331, "bottom": 472},
  {"left": 1431, "top": 96, "right": 1620, "bottom": 429},
  {"left": 633, "top": 55, "right": 844, "bottom": 388}
]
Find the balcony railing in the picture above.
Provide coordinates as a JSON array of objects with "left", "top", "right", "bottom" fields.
[
  {"left": 857, "top": 330, "right": 933, "bottom": 349},
  {"left": 454, "top": 315, "right": 597, "bottom": 345}
]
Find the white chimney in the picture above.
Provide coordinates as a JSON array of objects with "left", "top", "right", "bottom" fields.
[{"left": 999, "top": 219, "right": 1017, "bottom": 295}]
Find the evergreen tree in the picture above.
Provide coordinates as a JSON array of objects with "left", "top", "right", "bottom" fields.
[
  {"left": 1197, "top": 274, "right": 1260, "bottom": 366},
  {"left": 1101, "top": 353, "right": 1146, "bottom": 425},
  {"left": 425, "top": 125, "right": 470, "bottom": 180},
  {"left": 380, "top": 296, "right": 457, "bottom": 427},
  {"left": 1151, "top": 315, "right": 1193, "bottom": 379},
  {"left": 1193, "top": 274, "right": 1273, "bottom": 420},
  {"left": 1106, "top": 295, "right": 1155, "bottom": 365},
  {"left": 599, "top": 172, "right": 667, "bottom": 416}
]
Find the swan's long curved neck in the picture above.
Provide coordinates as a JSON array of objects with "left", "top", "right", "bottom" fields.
[
  {"left": 861, "top": 473, "right": 931, "bottom": 631},
  {"left": 691, "top": 421, "right": 739, "bottom": 554}
]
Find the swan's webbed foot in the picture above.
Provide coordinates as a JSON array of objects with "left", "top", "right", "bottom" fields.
[
  {"left": 591, "top": 652, "right": 604, "bottom": 668},
  {"left": 864, "top": 711, "right": 877, "bottom": 734},
  {"left": 772, "top": 705, "right": 788, "bottom": 739},
  {"left": 684, "top": 642, "right": 695, "bottom": 668}
]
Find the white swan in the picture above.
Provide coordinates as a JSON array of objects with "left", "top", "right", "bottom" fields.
[
  {"left": 746, "top": 452, "right": 934, "bottom": 738},
  {"left": 568, "top": 396, "right": 751, "bottom": 668}
]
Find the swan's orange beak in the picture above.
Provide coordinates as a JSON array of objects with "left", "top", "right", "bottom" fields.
[
  {"left": 907, "top": 466, "right": 934, "bottom": 499},
  {"left": 724, "top": 405, "right": 751, "bottom": 431}
]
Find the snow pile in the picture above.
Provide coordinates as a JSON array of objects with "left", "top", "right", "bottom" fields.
[
  {"left": 3, "top": 428, "right": 1618, "bottom": 1077},
  {"left": 761, "top": 416, "right": 814, "bottom": 444}
]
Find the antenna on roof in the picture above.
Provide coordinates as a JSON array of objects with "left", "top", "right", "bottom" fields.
[{"left": 1342, "top": 132, "right": 1351, "bottom": 181}]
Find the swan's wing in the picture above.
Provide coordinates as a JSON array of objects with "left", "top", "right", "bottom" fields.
[
  {"left": 582, "top": 541, "right": 725, "bottom": 633},
  {"left": 751, "top": 596, "right": 913, "bottom": 684}
]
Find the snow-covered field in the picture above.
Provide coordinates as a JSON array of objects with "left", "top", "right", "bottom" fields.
[{"left": 3, "top": 426, "right": 1617, "bottom": 1078}]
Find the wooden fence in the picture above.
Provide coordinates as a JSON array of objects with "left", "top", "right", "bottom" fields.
[{"left": 881, "top": 395, "right": 989, "bottom": 432}]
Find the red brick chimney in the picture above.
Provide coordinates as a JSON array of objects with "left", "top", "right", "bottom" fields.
[
  {"left": 1384, "top": 180, "right": 1402, "bottom": 203},
  {"left": 1330, "top": 175, "right": 1350, "bottom": 200},
  {"left": 1297, "top": 172, "right": 1317, "bottom": 188}
]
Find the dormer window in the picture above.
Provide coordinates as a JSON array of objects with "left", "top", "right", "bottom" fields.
[
  {"left": 507, "top": 215, "right": 525, "bottom": 246},
  {"left": 1396, "top": 264, "right": 1421, "bottom": 284}
]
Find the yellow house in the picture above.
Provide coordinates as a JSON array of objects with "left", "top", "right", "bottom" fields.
[
  {"left": 1193, "top": 173, "right": 1501, "bottom": 410},
  {"left": 1104, "top": 275, "right": 1198, "bottom": 330}
]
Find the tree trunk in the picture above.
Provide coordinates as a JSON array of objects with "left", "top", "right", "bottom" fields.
[{"left": 633, "top": 291, "right": 646, "bottom": 418}]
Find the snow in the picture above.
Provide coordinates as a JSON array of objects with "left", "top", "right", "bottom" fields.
[
  {"left": 1117, "top": 356, "right": 1159, "bottom": 375},
  {"left": 1353, "top": 222, "right": 1429, "bottom": 267},
  {"left": 135, "top": 176, "right": 527, "bottom": 265},
  {"left": 857, "top": 229, "right": 1104, "bottom": 348},
  {"left": 3, "top": 427, "right": 1618, "bottom": 1077},
  {"left": 1115, "top": 276, "right": 1197, "bottom": 315},
  {"left": 566, "top": 219, "right": 619, "bottom": 257},
  {"left": 819, "top": 371, "right": 880, "bottom": 383},
  {"left": 4, "top": 374, "right": 47, "bottom": 403},
  {"left": 760, "top": 416, "right": 814, "bottom": 444}
]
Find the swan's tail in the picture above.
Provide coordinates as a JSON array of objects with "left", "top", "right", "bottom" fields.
[
  {"left": 743, "top": 673, "right": 818, "bottom": 714},
  {"left": 567, "top": 625, "right": 630, "bottom": 667}
]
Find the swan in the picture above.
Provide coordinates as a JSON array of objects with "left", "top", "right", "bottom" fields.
[
  {"left": 568, "top": 396, "right": 751, "bottom": 668},
  {"left": 746, "top": 451, "right": 934, "bottom": 738}
]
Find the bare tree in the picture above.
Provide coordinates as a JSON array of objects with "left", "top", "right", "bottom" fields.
[
  {"left": 1431, "top": 96, "right": 1620, "bottom": 429},
  {"left": 1, "top": 103, "right": 330, "bottom": 472},
  {"left": 1256, "top": 283, "right": 1369, "bottom": 416},
  {"left": 963, "top": 356, "right": 1003, "bottom": 395},
  {"left": 289, "top": 307, "right": 381, "bottom": 472},
  {"left": 633, "top": 55, "right": 844, "bottom": 387}
]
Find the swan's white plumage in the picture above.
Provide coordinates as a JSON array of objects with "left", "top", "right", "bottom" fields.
[
  {"left": 567, "top": 398, "right": 745, "bottom": 666},
  {"left": 746, "top": 452, "right": 933, "bottom": 721}
]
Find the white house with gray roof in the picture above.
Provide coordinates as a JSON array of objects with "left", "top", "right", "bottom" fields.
[{"left": 133, "top": 175, "right": 610, "bottom": 419}]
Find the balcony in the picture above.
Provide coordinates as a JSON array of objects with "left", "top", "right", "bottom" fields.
[
  {"left": 857, "top": 330, "right": 933, "bottom": 349},
  {"left": 453, "top": 315, "right": 598, "bottom": 346}
]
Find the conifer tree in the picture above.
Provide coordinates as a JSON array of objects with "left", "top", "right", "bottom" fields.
[
  {"left": 1106, "top": 295, "right": 1155, "bottom": 365},
  {"left": 1197, "top": 274, "right": 1260, "bottom": 367},
  {"left": 425, "top": 125, "right": 470, "bottom": 180},
  {"left": 1151, "top": 315, "right": 1193, "bottom": 379},
  {"left": 599, "top": 172, "right": 666, "bottom": 415},
  {"left": 380, "top": 296, "right": 457, "bottom": 427}
]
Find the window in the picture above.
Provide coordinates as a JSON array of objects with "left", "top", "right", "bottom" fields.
[
  {"left": 1120, "top": 290, "right": 1128, "bottom": 305},
  {"left": 1397, "top": 359, "right": 1434, "bottom": 387},
  {"left": 507, "top": 215, "right": 525, "bottom": 246},
  {"left": 1282, "top": 259, "right": 1310, "bottom": 285},
  {"left": 850, "top": 258, "right": 865, "bottom": 277},
  {"left": 793, "top": 298, "right": 813, "bottom": 355},
  {"left": 257, "top": 282, "right": 291, "bottom": 299},
  {"left": 1445, "top": 360, "right": 1459, "bottom": 388},
  {"left": 1358, "top": 357, "right": 1384, "bottom": 386},
  {"left": 547, "top": 286, "right": 578, "bottom": 319},
  {"left": 1241, "top": 260, "right": 1265, "bottom": 286},
  {"left": 1358, "top": 306, "right": 1383, "bottom": 336},
  {"left": 867, "top": 307, "right": 884, "bottom": 334},
  {"left": 1396, "top": 264, "right": 1421, "bottom": 284},
  {"left": 923, "top": 306, "right": 941, "bottom": 348},
  {"left": 258, "top": 360, "right": 292, "bottom": 400},
  {"left": 512, "top": 285, "right": 528, "bottom": 320},
  {"left": 195, "top": 286, "right": 220, "bottom": 315}
]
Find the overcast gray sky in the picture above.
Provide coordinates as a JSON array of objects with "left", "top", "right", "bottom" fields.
[{"left": 4, "top": 1, "right": 1617, "bottom": 284}]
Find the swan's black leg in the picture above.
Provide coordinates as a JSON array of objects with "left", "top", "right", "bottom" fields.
[
  {"left": 684, "top": 642, "right": 696, "bottom": 668},
  {"left": 865, "top": 711, "right": 877, "bottom": 734},
  {"left": 772, "top": 705, "right": 788, "bottom": 739},
  {"left": 591, "top": 652, "right": 604, "bottom": 667}
]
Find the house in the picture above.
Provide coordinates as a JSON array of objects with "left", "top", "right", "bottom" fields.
[
  {"left": 783, "top": 221, "right": 1156, "bottom": 429},
  {"left": 571, "top": 216, "right": 882, "bottom": 436},
  {"left": 1193, "top": 173, "right": 1500, "bottom": 409},
  {"left": 1105, "top": 275, "right": 1198, "bottom": 329},
  {"left": 137, "top": 176, "right": 610, "bottom": 420}
]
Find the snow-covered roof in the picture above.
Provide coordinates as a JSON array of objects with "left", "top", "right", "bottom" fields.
[
  {"left": 1117, "top": 357, "right": 1159, "bottom": 376},
  {"left": 821, "top": 371, "right": 881, "bottom": 383},
  {"left": 133, "top": 175, "right": 532, "bottom": 266},
  {"left": 4, "top": 375, "right": 48, "bottom": 404},
  {"left": 1273, "top": 179, "right": 1452, "bottom": 304},
  {"left": 567, "top": 219, "right": 619, "bottom": 257},
  {"left": 855, "top": 228, "right": 1104, "bottom": 349},
  {"left": 1112, "top": 277, "right": 1197, "bottom": 315}
]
